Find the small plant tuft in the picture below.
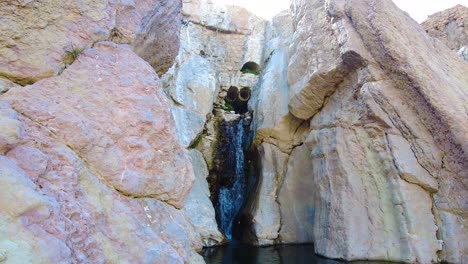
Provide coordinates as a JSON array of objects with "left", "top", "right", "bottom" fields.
[
  {"left": 223, "top": 102, "right": 234, "bottom": 111},
  {"left": 62, "top": 44, "right": 84, "bottom": 66}
]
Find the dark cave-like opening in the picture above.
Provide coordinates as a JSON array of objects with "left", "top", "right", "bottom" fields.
[{"left": 224, "top": 86, "right": 251, "bottom": 114}]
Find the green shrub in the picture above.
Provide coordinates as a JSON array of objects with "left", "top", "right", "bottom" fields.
[
  {"left": 241, "top": 68, "right": 259, "bottom": 75},
  {"left": 223, "top": 102, "right": 234, "bottom": 111}
]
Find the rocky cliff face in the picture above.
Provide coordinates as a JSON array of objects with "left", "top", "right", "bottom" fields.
[
  {"left": 0, "top": 1, "right": 209, "bottom": 263},
  {"left": 0, "top": 0, "right": 182, "bottom": 85},
  {"left": 422, "top": 5, "right": 467, "bottom": 56},
  {"left": 247, "top": 0, "right": 468, "bottom": 263},
  {"left": 1, "top": 0, "right": 467, "bottom": 263},
  {"left": 162, "top": 0, "right": 267, "bottom": 247}
]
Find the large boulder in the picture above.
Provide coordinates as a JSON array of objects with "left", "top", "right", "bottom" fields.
[
  {"left": 248, "top": 143, "right": 288, "bottom": 245},
  {"left": 0, "top": 0, "right": 182, "bottom": 85},
  {"left": 168, "top": 56, "right": 219, "bottom": 148},
  {"left": 284, "top": 0, "right": 468, "bottom": 262},
  {"left": 0, "top": 41, "right": 201, "bottom": 263},
  {"left": 3, "top": 42, "right": 194, "bottom": 208},
  {"left": 248, "top": 0, "right": 467, "bottom": 262}
]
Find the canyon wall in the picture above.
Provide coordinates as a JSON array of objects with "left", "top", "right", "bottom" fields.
[
  {"left": 163, "top": 0, "right": 268, "bottom": 247},
  {"left": 0, "top": 1, "right": 208, "bottom": 263},
  {"left": 1, "top": 0, "right": 467, "bottom": 263},
  {"left": 248, "top": 0, "right": 468, "bottom": 263}
]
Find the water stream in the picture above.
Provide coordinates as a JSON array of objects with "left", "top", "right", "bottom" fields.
[{"left": 215, "top": 119, "right": 248, "bottom": 240}]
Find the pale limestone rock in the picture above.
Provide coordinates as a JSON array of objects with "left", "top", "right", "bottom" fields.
[
  {"left": 249, "top": 143, "right": 288, "bottom": 245},
  {"left": 172, "top": 107, "right": 208, "bottom": 148},
  {"left": 132, "top": 0, "right": 183, "bottom": 75},
  {"left": 3, "top": 41, "right": 194, "bottom": 208},
  {"left": 246, "top": 12, "right": 315, "bottom": 245},
  {"left": 183, "top": 150, "right": 224, "bottom": 246},
  {"left": 169, "top": 56, "right": 219, "bottom": 148},
  {"left": 279, "top": 0, "right": 468, "bottom": 261},
  {"left": 170, "top": 0, "right": 266, "bottom": 87},
  {"left": 277, "top": 145, "right": 314, "bottom": 244},
  {"left": 305, "top": 126, "right": 438, "bottom": 263},
  {"left": 162, "top": 1, "right": 266, "bottom": 166},
  {"left": 245, "top": 0, "right": 466, "bottom": 261},
  {"left": 387, "top": 134, "right": 438, "bottom": 192}
]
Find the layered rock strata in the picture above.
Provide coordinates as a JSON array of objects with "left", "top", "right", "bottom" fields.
[{"left": 422, "top": 5, "right": 467, "bottom": 51}]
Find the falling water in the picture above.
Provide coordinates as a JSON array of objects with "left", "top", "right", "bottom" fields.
[{"left": 216, "top": 119, "right": 248, "bottom": 240}]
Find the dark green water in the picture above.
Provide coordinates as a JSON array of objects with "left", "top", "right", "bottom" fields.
[
  {"left": 202, "top": 244, "right": 337, "bottom": 264},
  {"left": 202, "top": 244, "right": 395, "bottom": 264}
]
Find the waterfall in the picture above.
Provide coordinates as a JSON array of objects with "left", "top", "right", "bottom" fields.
[{"left": 215, "top": 119, "right": 248, "bottom": 240}]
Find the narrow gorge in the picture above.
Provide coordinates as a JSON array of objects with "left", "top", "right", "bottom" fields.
[{"left": 0, "top": 0, "right": 467, "bottom": 263}]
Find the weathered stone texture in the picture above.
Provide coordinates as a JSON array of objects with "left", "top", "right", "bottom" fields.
[
  {"left": 0, "top": 0, "right": 182, "bottom": 85},
  {"left": 183, "top": 150, "right": 225, "bottom": 246},
  {"left": 422, "top": 5, "right": 468, "bottom": 51},
  {"left": 248, "top": 0, "right": 467, "bottom": 262},
  {"left": 133, "top": 0, "right": 183, "bottom": 75},
  {"left": 0, "top": 43, "right": 201, "bottom": 263}
]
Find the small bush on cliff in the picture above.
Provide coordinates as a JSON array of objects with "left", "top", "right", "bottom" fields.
[
  {"left": 241, "top": 68, "right": 259, "bottom": 75},
  {"left": 62, "top": 44, "right": 84, "bottom": 66},
  {"left": 223, "top": 102, "right": 234, "bottom": 111}
]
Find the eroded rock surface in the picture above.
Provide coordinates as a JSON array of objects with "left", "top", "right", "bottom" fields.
[
  {"left": 248, "top": 0, "right": 467, "bottom": 262},
  {"left": 183, "top": 150, "right": 225, "bottom": 246},
  {"left": 0, "top": 0, "right": 181, "bottom": 85},
  {"left": 422, "top": 5, "right": 468, "bottom": 51},
  {"left": 0, "top": 42, "right": 201, "bottom": 263}
]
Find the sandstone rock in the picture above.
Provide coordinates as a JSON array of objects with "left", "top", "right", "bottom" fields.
[
  {"left": 0, "top": 101, "right": 23, "bottom": 154},
  {"left": 0, "top": 41, "right": 201, "bottom": 262},
  {"left": 422, "top": 5, "right": 468, "bottom": 51},
  {"left": 0, "top": 135, "right": 200, "bottom": 263},
  {"left": 0, "top": 79, "right": 19, "bottom": 95},
  {"left": 6, "top": 145, "right": 48, "bottom": 184},
  {"left": 183, "top": 150, "right": 224, "bottom": 246},
  {"left": 0, "top": 0, "right": 181, "bottom": 84},
  {"left": 133, "top": 0, "right": 183, "bottom": 75},
  {"left": 3, "top": 41, "right": 194, "bottom": 208}
]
